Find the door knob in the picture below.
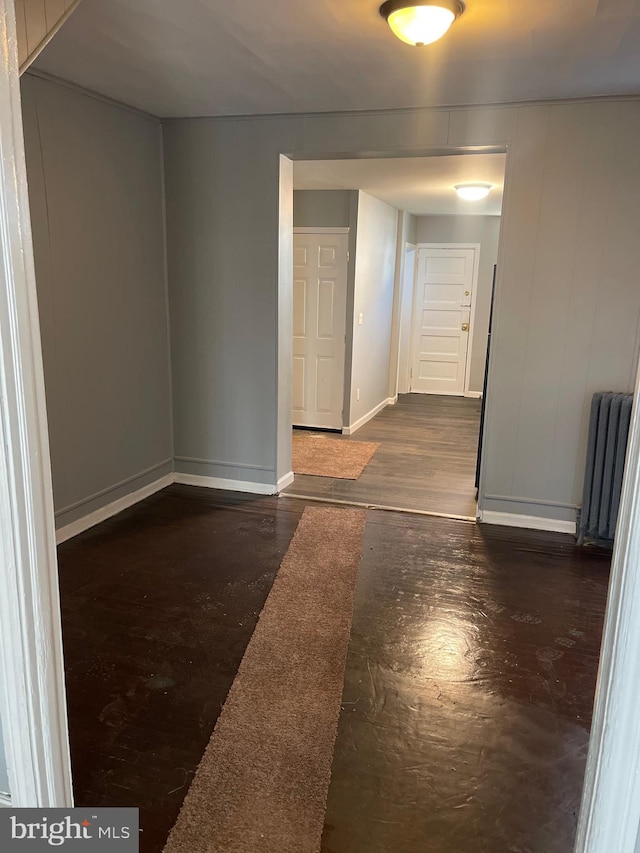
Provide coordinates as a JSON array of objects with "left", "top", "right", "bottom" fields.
[{"left": 462, "top": 322, "right": 469, "bottom": 332}]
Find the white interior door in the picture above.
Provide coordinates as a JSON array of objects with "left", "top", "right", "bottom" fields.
[
  {"left": 410, "top": 246, "right": 477, "bottom": 395},
  {"left": 292, "top": 231, "right": 348, "bottom": 429}
]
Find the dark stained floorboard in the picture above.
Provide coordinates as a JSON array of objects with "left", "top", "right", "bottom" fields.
[
  {"left": 285, "top": 393, "right": 481, "bottom": 517},
  {"left": 320, "top": 513, "right": 610, "bottom": 853},
  {"left": 57, "top": 485, "right": 304, "bottom": 852},
  {"left": 57, "top": 486, "right": 610, "bottom": 852}
]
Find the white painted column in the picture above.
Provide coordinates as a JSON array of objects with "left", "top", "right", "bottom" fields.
[
  {"left": 575, "top": 355, "right": 640, "bottom": 852},
  {"left": 0, "top": 0, "right": 73, "bottom": 807}
]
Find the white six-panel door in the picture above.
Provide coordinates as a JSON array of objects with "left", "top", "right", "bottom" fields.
[
  {"left": 292, "top": 231, "right": 348, "bottom": 429},
  {"left": 410, "top": 246, "right": 477, "bottom": 395}
]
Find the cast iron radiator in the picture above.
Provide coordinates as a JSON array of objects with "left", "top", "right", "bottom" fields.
[{"left": 577, "top": 392, "right": 634, "bottom": 545}]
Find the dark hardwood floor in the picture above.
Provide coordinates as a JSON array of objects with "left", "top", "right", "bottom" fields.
[
  {"left": 320, "top": 513, "right": 610, "bottom": 853},
  {"left": 57, "top": 485, "right": 610, "bottom": 852},
  {"left": 285, "top": 393, "right": 481, "bottom": 517},
  {"left": 57, "top": 486, "right": 304, "bottom": 852}
]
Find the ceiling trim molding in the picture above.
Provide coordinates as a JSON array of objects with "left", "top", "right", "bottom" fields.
[
  {"left": 19, "top": 0, "right": 84, "bottom": 77},
  {"left": 24, "top": 68, "right": 160, "bottom": 122},
  {"left": 161, "top": 91, "right": 640, "bottom": 124},
  {"left": 292, "top": 147, "right": 508, "bottom": 166}
]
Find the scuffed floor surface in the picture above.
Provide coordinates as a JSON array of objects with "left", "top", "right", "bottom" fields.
[
  {"left": 57, "top": 486, "right": 610, "bottom": 852},
  {"left": 321, "top": 512, "right": 610, "bottom": 853}
]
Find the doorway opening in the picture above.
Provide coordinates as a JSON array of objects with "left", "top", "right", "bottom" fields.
[{"left": 282, "top": 152, "right": 506, "bottom": 520}]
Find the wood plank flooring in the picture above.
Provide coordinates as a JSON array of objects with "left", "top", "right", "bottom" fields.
[
  {"left": 285, "top": 393, "right": 481, "bottom": 517},
  {"left": 56, "top": 485, "right": 610, "bottom": 852}
]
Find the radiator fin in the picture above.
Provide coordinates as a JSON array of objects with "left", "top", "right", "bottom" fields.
[{"left": 578, "top": 392, "right": 633, "bottom": 545}]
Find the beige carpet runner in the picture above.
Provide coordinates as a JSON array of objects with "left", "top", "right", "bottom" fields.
[
  {"left": 292, "top": 432, "right": 380, "bottom": 479},
  {"left": 163, "top": 505, "right": 366, "bottom": 853}
]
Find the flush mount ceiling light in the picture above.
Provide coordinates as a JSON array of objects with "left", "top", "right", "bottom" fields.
[
  {"left": 455, "top": 183, "right": 493, "bottom": 201},
  {"left": 379, "top": 0, "right": 464, "bottom": 47}
]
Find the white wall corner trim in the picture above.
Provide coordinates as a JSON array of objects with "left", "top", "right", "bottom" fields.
[
  {"left": 277, "top": 472, "right": 295, "bottom": 492},
  {"left": 479, "top": 510, "right": 577, "bottom": 535},
  {"left": 174, "top": 473, "right": 281, "bottom": 495},
  {"left": 55, "top": 474, "right": 174, "bottom": 544},
  {"left": 0, "top": 0, "right": 73, "bottom": 807},
  {"left": 343, "top": 397, "right": 394, "bottom": 435},
  {"left": 465, "top": 391, "right": 483, "bottom": 399}
]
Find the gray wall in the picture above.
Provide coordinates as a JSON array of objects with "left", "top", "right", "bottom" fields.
[
  {"left": 164, "top": 120, "right": 282, "bottom": 486},
  {"left": 349, "top": 192, "right": 398, "bottom": 426},
  {"left": 406, "top": 214, "right": 417, "bottom": 246},
  {"left": 415, "top": 215, "right": 501, "bottom": 394},
  {"left": 293, "top": 190, "right": 352, "bottom": 228},
  {"left": 21, "top": 74, "right": 173, "bottom": 528},
  {"left": 163, "top": 99, "right": 640, "bottom": 524}
]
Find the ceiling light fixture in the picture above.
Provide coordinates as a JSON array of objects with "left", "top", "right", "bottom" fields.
[
  {"left": 379, "top": 0, "right": 464, "bottom": 47},
  {"left": 455, "top": 183, "right": 493, "bottom": 201}
]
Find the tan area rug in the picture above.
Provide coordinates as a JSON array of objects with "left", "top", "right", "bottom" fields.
[
  {"left": 163, "top": 505, "right": 366, "bottom": 853},
  {"left": 292, "top": 432, "right": 380, "bottom": 479}
]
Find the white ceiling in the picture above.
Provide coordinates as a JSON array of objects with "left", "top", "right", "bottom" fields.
[
  {"left": 294, "top": 154, "right": 506, "bottom": 216},
  {"left": 34, "top": 0, "right": 640, "bottom": 118}
]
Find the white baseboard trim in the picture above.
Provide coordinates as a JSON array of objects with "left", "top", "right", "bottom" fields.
[
  {"left": 56, "top": 474, "right": 174, "bottom": 544},
  {"left": 343, "top": 397, "right": 394, "bottom": 435},
  {"left": 55, "top": 468, "right": 292, "bottom": 545},
  {"left": 464, "top": 391, "right": 483, "bottom": 399},
  {"left": 174, "top": 472, "right": 280, "bottom": 495},
  {"left": 0, "top": 793, "right": 12, "bottom": 807},
  {"left": 277, "top": 471, "right": 294, "bottom": 492},
  {"left": 479, "top": 510, "right": 576, "bottom": 535}
]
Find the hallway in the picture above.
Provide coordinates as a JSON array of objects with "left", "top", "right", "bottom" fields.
[
  {"left": 285, "top": 393, "right": 481, "bottom": 517},
  {"left": 56, "top": 485, "right": 609, "bottom": 852}
]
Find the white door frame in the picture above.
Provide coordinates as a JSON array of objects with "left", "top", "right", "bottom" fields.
[
  {"left": 395, "top": 241, "right": 417, "bottom": 396},
  {"left": 0, "top": 0, "right": 73, "bottom": 807},
  {"left": 575, "top": 355, "right": 640, "bottom": 851},
  {"left": 413, "top": 243, "right": 481, "bottom": 397}
]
